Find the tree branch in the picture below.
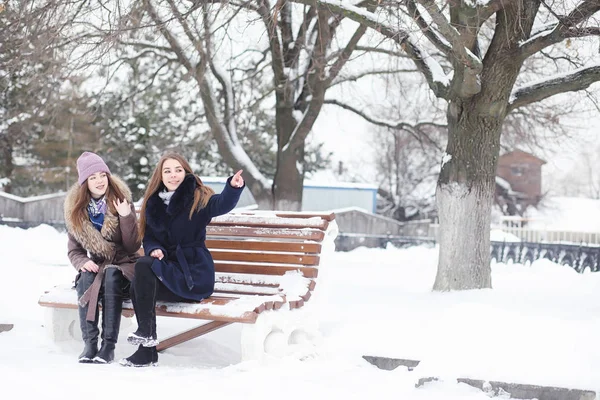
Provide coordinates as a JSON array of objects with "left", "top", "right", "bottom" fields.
[
  {"left": 291, "top": 0, "right": 450, "bottom": 98},
  {"left": 478, "top": 0, "right": 521, "bottom": 22},
  {"left": 256, "top": 0, "right": 287, "bottom": 86},
  {"left": 330, "top": 68, "right": 420, "bottom": 87},
  {"left": 406, "top": 0, "right": 452, "bottom": 56},
  {"left": 415, "top": 0, "right": 482, "bottom": 73},
  {"left": 509, "top": 65, "right": 600, "bottom": 112},
  {"left": 143, "top": 0, "right": 195, "bottom": 72},
  {"left": 519, "top": 0, "right": 600, "bottom": 60},
  {"left": 325, "top": 23, "right": 367, "bottom": 86},
  {"left": 324, "top": 99, "right": 444, "bottom": 150}
]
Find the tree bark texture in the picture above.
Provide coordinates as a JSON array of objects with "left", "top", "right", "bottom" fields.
[{"left": 433, "top": 1, "right": 541, "bottom": 291}]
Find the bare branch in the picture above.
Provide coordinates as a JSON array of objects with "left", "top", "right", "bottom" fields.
[
  {"left": 324, "top": 99, "right": 444, "bottom": 150},
  {"left": 291, "top": 0, "right": 450, "bottom": 98},
  {"left": 415, "top": 0, "right": 482, "bottom": 72},
  {"left": 143, "top": 0, "right": 195, "bottom": 72},
  {"left": 478, "top": 0, "right": 521, "bottom": 22},
  {"left": 326, "top": 24, "right": 367, "bottom": 85},
  {"left": 520, "top": 0, "right": 600, "bottom": 60},
  {"left": 406, "top": 0, "right": 452, "bottom": 55},
  {"left": 509, "top": 65, "right": 600, "bottom": 112},
  {"left": 330, "top": 67, "right": 420, "bottom": 86},
  {"left": 256, "top": 0, "right": 286, "bottom": 86},
  {"left": 354, "top": 45, "right": 409, "bottom": 58}
]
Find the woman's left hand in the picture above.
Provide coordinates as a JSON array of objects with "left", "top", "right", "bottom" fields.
[
  {"left": 230, "top": 170, "right": 244, "bottom": 188},
  {"left": 113, "top": 198, "right": 131, "bottom": 217}
]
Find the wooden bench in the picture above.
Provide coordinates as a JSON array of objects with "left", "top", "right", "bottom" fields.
[{"left": 39, "top": 211, "right": 338, "bottom": 360}]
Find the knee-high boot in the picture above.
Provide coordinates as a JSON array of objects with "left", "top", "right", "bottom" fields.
[
  {"left": 76, "top": 271, "right": 99, "bottom": 363},
  {"left": 126, "top": 257, "right": 159, "bottom": 347},
  {"left": 94, "top": 267, "right": 124, "bottom": 364}
]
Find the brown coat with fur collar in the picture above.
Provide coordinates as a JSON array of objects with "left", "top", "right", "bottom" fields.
[{"left": 64, "top": 175, "right": 140, "bottom": 320}]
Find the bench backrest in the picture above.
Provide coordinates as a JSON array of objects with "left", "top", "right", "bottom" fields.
[{"left": 206, "top": 211, "right": 336, "bottom": 307}]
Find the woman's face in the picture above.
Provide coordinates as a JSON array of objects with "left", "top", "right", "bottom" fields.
[
  {"left": 162, "top": 158, "right": 186, "bottom": 192},
  {"left": 87, "top": 172, "right": 108, "bottom": 199}
]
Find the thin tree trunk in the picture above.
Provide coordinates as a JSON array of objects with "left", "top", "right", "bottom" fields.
[
  {"left": 0, "top": 135, "right": 13, "bottom": 193},
  {"left": 273, "top": 106, "right": 304, "bottom": 211}
]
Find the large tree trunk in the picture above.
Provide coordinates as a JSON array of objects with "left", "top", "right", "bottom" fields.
[
  {"left": 433, "top": 99, "right": 503, "bottom": 291},
  {"left": 432, "top": 0, "right": 539, "bottom": 291}
]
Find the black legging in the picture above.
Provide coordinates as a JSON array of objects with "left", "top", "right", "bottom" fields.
[{"left": 130, "top": 256, "right": 188, "bottom": 339}]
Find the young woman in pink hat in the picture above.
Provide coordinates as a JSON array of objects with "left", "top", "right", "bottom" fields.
[{"left": 63, "top": 151, "right": 140, "bottom": 364}]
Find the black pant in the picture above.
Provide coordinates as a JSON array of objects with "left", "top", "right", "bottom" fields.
[{"left": 130, "top": 256, "right": 188, "bottom": 339}]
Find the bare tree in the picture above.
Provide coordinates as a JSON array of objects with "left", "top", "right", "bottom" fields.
[
  {"left": 0, "top": 0, "right": 81, "bottom": 193},
  {"left": 73, "top": 0, "right": 393, "bottom": 209},
  {"left": 290, "top": 0, "right": 600, "bottom": 290},
  {"left": 374, "top": 126, "right": 444, "bottom": 221}
]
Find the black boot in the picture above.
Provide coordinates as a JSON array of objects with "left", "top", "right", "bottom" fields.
[
  {"left": 94, "top": 343, "right": 115, "bottom": 364},
  {"left": 76, "top": 271, "right": 99, "bottom": 363},
  {"left": 127, "top": 258, "right": 159, "bottom": 347},
  {"left": 119, "top": 345, "right": 158, "bottom": 367},
  {"left": 94, "top": 268, "right": 124, "bottom": 364}
]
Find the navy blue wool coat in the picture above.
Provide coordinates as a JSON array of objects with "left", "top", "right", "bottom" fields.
[{"left": 144, "top": 174, "right": 244, "bottom": 300}]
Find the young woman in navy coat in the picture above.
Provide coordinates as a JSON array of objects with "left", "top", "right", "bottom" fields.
[{"left": 120, "top": 152, "right": 244, "bottom": 367}]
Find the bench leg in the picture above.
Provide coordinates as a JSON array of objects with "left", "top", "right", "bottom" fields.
[
  {"left": 240, "top": 307, "right": 321, "bottom": 361},
  {"left": 44, "top": 307, "right": 80, "bottom": 342},
  {"left": 44, "top": 307, "right": 134, "bottom": 343}
]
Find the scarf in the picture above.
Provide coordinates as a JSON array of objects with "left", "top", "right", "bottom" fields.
[
  {"left": 87, "top": 196, "right": 107, "bottom": 231},
  {"left": 158, "top": 189, "right": 175, "bottom": 206}
]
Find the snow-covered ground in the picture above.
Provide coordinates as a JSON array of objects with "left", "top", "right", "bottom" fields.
[{"left": 1, "top": 224, "right": 599, "bottom": 398}]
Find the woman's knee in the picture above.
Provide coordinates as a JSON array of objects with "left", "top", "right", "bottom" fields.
[
  {"left": 135, "top": 256, "right": 155, "bottom": 276},
  {"left": 76, "top": 271, "right": 95, "bottom": 291},
  {"left": 103, "top": 267, "right": 124, "bottom": 292}
]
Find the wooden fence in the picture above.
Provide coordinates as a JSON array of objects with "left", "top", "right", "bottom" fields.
[{"left": 0, "top": 191, "right": 66, "bottom": 223}]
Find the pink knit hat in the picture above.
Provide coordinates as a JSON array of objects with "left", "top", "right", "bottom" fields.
[{"left": 77, "top": 152, "right": 111, "bottom": 185}]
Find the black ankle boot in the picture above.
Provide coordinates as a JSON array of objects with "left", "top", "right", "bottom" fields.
[
  {"left": 93, "top": 342, "right": 115, "bottom": 364},
  {"left": 119, "top": 345, "right": 158, "bottom": 367},
  {"left": 79, "top": 342, "right": 98, "bottom": 363}
]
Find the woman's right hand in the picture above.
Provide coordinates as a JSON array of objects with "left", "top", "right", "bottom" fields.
[
  {"left": 81, "top": 260, "right": 99, "bottom": 273},
  {"left": 150, "top": 249, "right": 164, "bottom": 260}
]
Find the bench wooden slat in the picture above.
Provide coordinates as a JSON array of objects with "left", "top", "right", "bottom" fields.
[
  {"left": 205, "top": 239, "right": 322, "bottom": 254},
  {"left": 207, "top": 226, "right": 325, "bottom": 241},
  {"left": 215, "top": 272, "right": 315, "bottom": 289},
  {"left": 235, "top": 211, "right": 336, "bottom": 221},
  {"left": 213, "top": 282, "right": 281, "bottom": 296},
  {"left": 215, "top": 273, "right": 280, "bottom": 287},
  {"left": 214, "top": 261, "right": 318, "bottom": 278},
  {"left": 211, "top": 215, "right": 329, "bottom": 231},
  {"left": 211, "top": 250, "right": 320, "bottom": 266}
]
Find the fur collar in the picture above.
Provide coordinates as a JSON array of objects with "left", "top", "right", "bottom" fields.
[
  {"left": 64, "top": 175, "right": 133, "bottom": 260},
  {"left": 146, "top": 174, "right": 197, "bottom": 231}
]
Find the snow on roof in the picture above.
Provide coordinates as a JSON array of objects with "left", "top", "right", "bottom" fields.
[{"left": 201, "top": 176, "right": 378, "bottom": 190}]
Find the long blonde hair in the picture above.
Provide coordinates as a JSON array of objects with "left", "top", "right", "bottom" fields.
[
  {"left": 70, "top": 175, "right": 126, "bottom": 232},
  {"left": 138, "top": 152, "right": 215, "bottom": 240}
]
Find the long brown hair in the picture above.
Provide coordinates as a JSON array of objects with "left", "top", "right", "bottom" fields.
[
  {"left": 138, "top": 152, "right": 215, "bottom": 240},
  {"left": 70, "top": 174, "right": 127, "bottom": 232}
]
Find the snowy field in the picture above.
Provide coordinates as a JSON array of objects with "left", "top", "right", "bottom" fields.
[{"left": 1, "top": 224, "right": 600, "bottom": 399}]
